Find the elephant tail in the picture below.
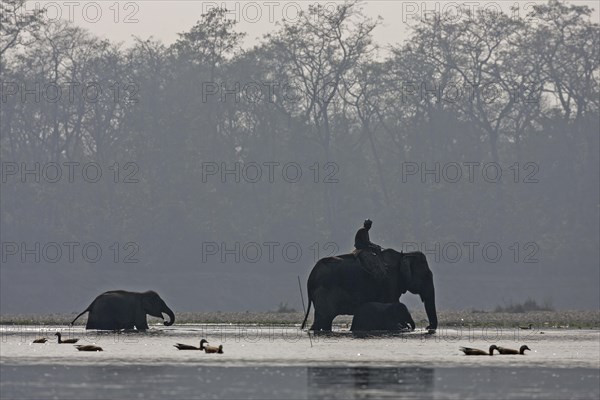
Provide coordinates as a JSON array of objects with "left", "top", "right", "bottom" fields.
[
  {"left": 300, "top": 299, "right": 312, "bottom": 330},
  {"left": 70, "top": 305, "right": 91, "bottom": 326}
]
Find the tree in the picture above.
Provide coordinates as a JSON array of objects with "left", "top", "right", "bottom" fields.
[
  {"left": 268, "top": 1, "right": 379, "bottom": 232},
  {"left": 0, "top": 0, "right": 42, "bottom": 58}
]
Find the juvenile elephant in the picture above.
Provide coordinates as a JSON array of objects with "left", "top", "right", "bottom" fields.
[
  {"left": 350, "top": 302, "right": 415, "bottom": 331},
  {"left": 70, "top": 290, "right": 175, "bottom": 330}
]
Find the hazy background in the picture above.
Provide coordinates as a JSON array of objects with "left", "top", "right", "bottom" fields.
[
  {"left": 1, "top": 0, "right": 598, "bottom": 314},
  {"left": 15, "top": 1, "right": 600, "bottom": 48}
]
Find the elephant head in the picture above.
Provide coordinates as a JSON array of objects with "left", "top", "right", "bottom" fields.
[
  {"left": 396, "top": 252, "right": 437, "bottom": 330},
  {"left": 141, "top": 291, "right": 175, "bottom": 326},
  {"left": 392, "top": 302, "right": 416, "bottom": 331}
]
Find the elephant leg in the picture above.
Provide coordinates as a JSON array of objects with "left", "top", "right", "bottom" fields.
[
  {"left": 135, "top": 321, "right": 149, "bottom": 331},
  {"left": 311, "top": 312, "right": 334, "bottom": 331},
  {"left": 310, "top": 308, "right": 325, "bottom": 330},
  {"left": 310, "top": 304, "right": 334, "bottom": 331},
  {"left": 310, "top": 289, "right": 338, "bottom": 331},
  {"left": 134, "top": 312, "right": 148, "bottom": 331}
]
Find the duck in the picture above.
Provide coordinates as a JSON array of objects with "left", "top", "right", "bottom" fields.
[
  {"left": 32, "top": 338, "right": 47, "bottom": 344},
  {"left": 174, "top": 339, "right": 207, "bottom": 351},
  {"left": 55, "top": 332, "right": 79, "bottom": 344},
  {"left": 74, "top": 345, "right": 103, "bottom": 352},
  {"left": 519, "top": 323, "right": 533, "bottom": 330},
  {"left": 203, "top": 344, "right": 224, "bottom": 354},
  {"left": 459, "top": 345, "right": 497, "bottom": 356},
  {"left": 493, "top": 345, "right": 531, "bottom": 355}
]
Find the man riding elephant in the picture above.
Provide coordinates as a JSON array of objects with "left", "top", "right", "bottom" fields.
[
  {"left": 354, "top": 219, "right": 381, "bottom": 252},
  {"left": 353, "top": 219, "right": 386, "bottom": 277}
]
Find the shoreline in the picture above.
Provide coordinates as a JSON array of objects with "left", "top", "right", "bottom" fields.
[{"left": 1, "top": 310, "right": 598, "bottom": 329}]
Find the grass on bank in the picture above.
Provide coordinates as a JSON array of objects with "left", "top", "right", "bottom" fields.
[{"left": 493, "top": 298, "right": 555, "bottom": 313}]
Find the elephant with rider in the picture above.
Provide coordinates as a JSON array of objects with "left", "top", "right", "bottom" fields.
[{"left": 301, "top": 250, "right": 437, "bottom": 332}]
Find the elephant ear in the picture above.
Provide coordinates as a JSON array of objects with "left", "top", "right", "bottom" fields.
[
  {"left": 141, "top": 292, "right": 157, "bottom": 310},
  {"left": 399, "top": 256, "right": 412, "bottom": 291}
]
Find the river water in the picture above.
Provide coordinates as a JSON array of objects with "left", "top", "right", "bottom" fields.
[{"left": 1, "top": 325, "right": 598, "bottom": 399}]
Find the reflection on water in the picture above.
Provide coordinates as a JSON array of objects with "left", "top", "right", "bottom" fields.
[
  {"left": 1, "top": 364, "right": 598, "bottom": 400},
  {"left": 308, "top": 366, "right": 434, "bottom": 399},
  {"left": 0, "top": 364, "right": 307, "bottom": 400}
]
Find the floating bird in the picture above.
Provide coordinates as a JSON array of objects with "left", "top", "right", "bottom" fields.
[
  {"left": 32, "top": 338, "right": 47, "bottom": 344},
  {"left": 519, "top": 324, "right": 533, "bottom": 330},
  {"left": 55, "top": 332, "right": 79, "bottom": 344},
  {"left": 493, "top": 345, "right": 531, "bottom": 355},
  {"left": 459, "top": 345, "right": 497, "bottom": 356},
  {"left": 203, "top": 344, "right": 224, "bottom": 354},
  {"left": 174, "top": 339, "right": 207, "bottom": 351},
  {"left": 173, "top": 339, "right": 224, "bottom": 353},
  {"left": 74, "top": 345, "right": 103, "bottom": 352}
]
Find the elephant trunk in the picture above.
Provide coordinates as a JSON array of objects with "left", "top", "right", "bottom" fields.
[{"left": 163, "top": 305, "right": 175, "bottom": 326}]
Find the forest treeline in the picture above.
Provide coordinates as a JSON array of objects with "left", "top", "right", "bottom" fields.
[{"left": 1, "top": 0, "right": 598, "bottom": 309}]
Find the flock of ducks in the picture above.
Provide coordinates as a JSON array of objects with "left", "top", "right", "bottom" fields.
[
  {"left": 32, "top": 333, "right": 102, "bottom": 351},
  {"left": 33, "top": 332, "right": 527, "bottom": 357},
  {"left": 32, "top": 333, "right": 79, "bottom": 345},
  {"left": 460, "top": 345, "right": 531, "bottom": 356},
  {"left": 31, "top": 333, "right": 223, "bottom": 354}
]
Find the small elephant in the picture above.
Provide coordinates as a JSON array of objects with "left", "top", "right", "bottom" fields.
[
  {"left": 350, "top": 302, "right": 415, "bottom": 331},
  {"left": 70, "top": 290, "right": 175, "bottom": 330}
]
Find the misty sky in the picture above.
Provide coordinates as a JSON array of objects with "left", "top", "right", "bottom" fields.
[{"left": 24, "top": 0, "right": 600, "bottom": 48}]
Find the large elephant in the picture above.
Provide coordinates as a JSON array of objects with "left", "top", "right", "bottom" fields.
[
  {"left": 301, "top": 250, "right": 437, "bottom": 332},
  {"left": 70, "top": 290, "right": 175, "bottom": 330},
  {"left": 350, "top": 302, "right": 416, "bottom": 331}
]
